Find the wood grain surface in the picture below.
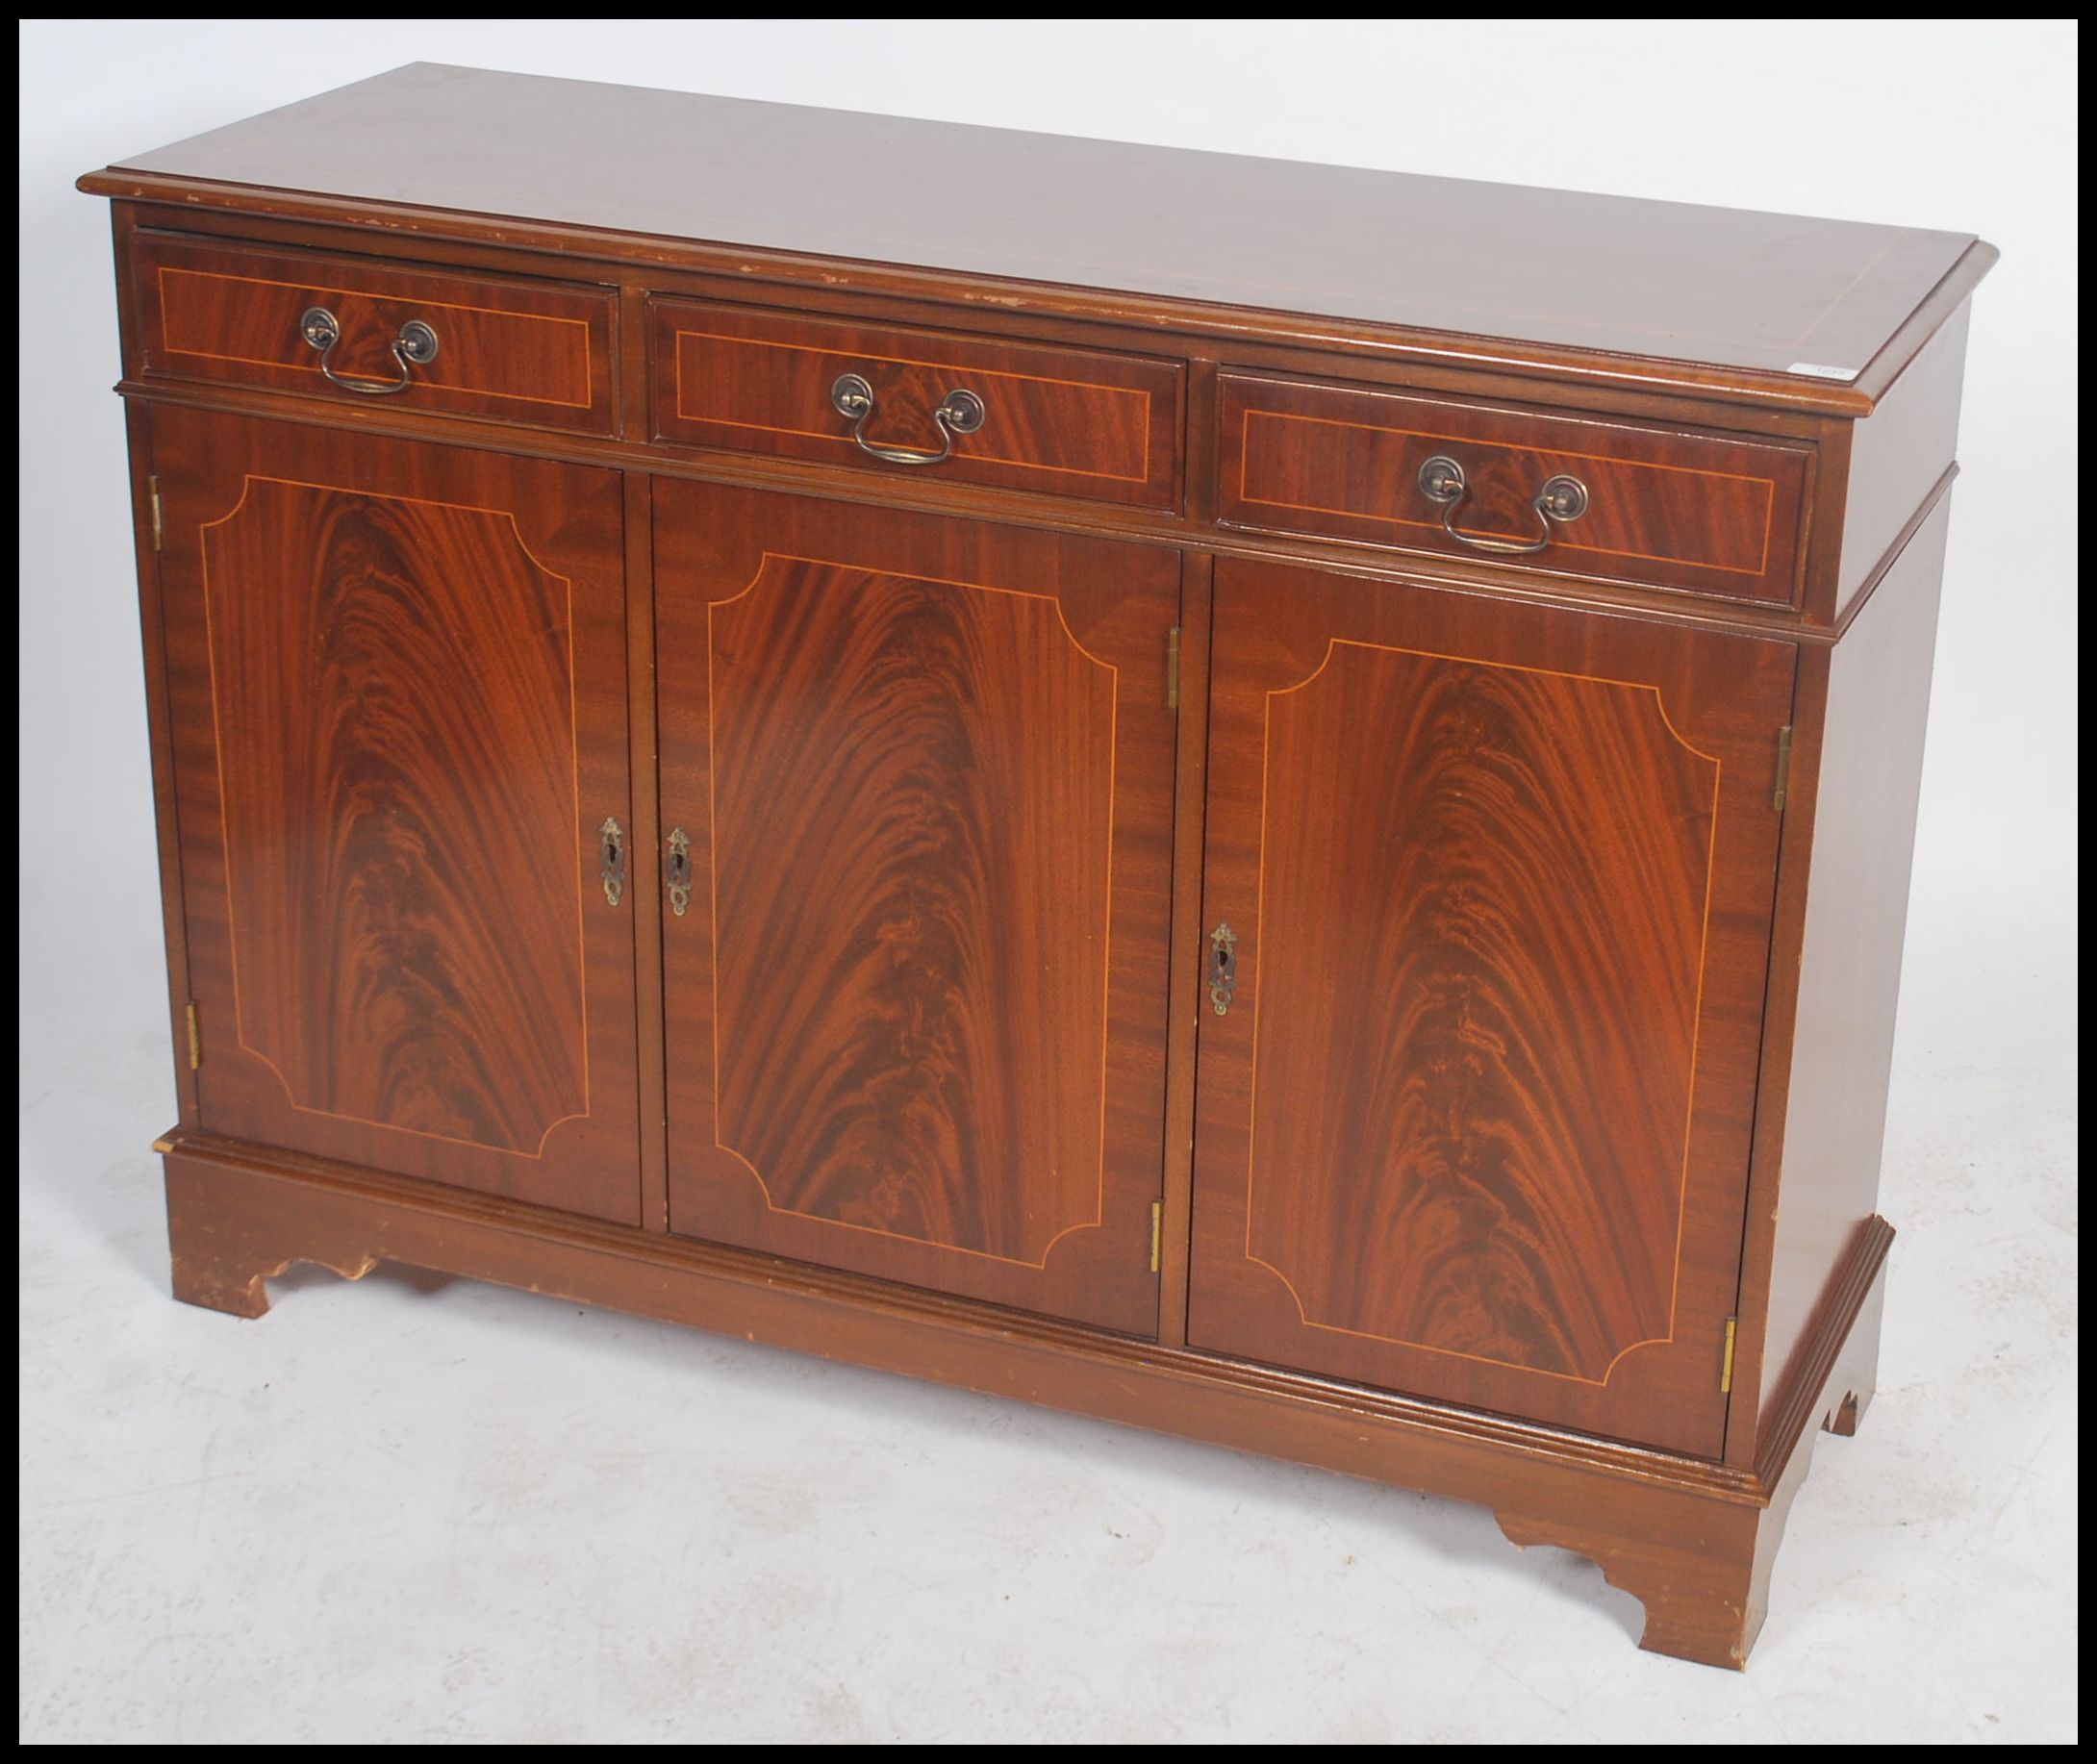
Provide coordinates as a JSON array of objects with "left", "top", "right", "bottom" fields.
[
  {"left": 94, "top": 63, "right": 1977, "bottom": 385},
  {"left": 651, "top": 298, "right": 1182, "bottom": 510},
  {"left": 1753, "top": 506, "right": 1949, "bottom": 1414},
  {"left": 158, "top": 1124, "right": 1896, "bottom": 1668},
  {"left": 1187, "top": 557, "right": 1795, "bottom": 1455},
  {"left": 1249, "top": 644, "right": 1716, "bottom": 1380},
  {"left": 1218, "top": 371, "right": 1809, "bottom": 606},
  {"left": 151, "top": 406, "right": 641, "bottom": 1222},
  {"left": 79, "top": 68, "right": 1992, "bottom": 1664},
  {"left": 207, "top": 479, "right": 589, "bottom": 1150},
  {"left": 133, "top": 229, "right": 617, "bottom": 434},
  {"left": 1832, "top": 307, "right": 1972, "bottom": 614},
  {"left": 655, "top": 481, "right": 1178, "bottom": 1332},
  {"left": 122, "top": 394, "right": 202, "bottom": 1126}
]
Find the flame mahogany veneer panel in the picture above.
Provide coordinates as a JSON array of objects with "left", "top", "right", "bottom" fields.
[
  {"left": 654, "top": 481, "right": 1178, "bottom": 1334},
  {"left": 1187, "top": 559, "right": 1795, "bottom": 1457},
  {"left": 152, "top": 406, "right": 642, "bottom": 1222}
]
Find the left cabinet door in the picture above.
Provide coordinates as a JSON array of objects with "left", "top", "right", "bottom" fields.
[{"left": 152, "top": 408, "right": 642, "bottom": 1222}]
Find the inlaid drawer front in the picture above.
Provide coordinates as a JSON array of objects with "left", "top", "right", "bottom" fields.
[
  {"left": 650, "top": 299, "right": 1183, "bottom": 510},
  {"left": 1218, "top": 372, "right": 1809, "bottom": 606},
  {"left": 132, "top": 233, "right": 618, "bottom": 434}
]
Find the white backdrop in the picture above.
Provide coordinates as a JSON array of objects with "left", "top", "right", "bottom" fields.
[{"left": 16, "top": 19, "right": 2079, "bottom": 1744}]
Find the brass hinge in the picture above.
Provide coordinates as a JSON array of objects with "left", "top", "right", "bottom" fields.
[
  {"left": 1720, "top": 1317, "right": 1738, "bottom": 1394},
  {"left": 184, "top": 1001, "right": 201, "bottom": 1071},
  {"left": 1149, "top": 1200, "right": 1162, "bottom": 1273},
  {"left": 1166, "top": 626, "right": 1181, "bottom": 711},
  {"left": 1773, "top": 725, "right": 1794, "bottom": 811},
  {"left": 148, "top": 474, "right": 164, "bottom": 552}
]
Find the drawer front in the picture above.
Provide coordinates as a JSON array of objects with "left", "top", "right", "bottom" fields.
[
  {"left": 1218, "top": 372, "right": 1809, "bottom": 606},
  {"left": 650, "top": 299, "right": 1183, "bottom": 510},
  {"left": 133, "top": 233, "right": 617, "bottom": 434}
]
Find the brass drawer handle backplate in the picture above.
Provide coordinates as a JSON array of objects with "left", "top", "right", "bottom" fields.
[
  {"left": 299, "top": 305, "right": 440, "bottom": 396},
  {"left": 1417, "top": 454, "right": 1589, "bottom": 556},
  {"left": 829, "top": 371, "right": 985, "bottom": 466}
]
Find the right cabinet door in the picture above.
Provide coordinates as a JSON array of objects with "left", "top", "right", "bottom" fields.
[{"left": 1187, "top": 559, "right": 1795, "bottom": 1456}]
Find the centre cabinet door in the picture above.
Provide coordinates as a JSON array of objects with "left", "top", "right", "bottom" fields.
[
  {"left": 654, "top": 483, "right": 1179, "bottom": 1335},
  {"left": 1187, "top": 558, "right": 1795, "bottom": 1457},
  {"left": 152, "top": 407, "right": 642, "bottom": 1223}
]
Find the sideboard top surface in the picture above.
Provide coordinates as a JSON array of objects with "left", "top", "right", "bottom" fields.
[{"left": 84, "top": 63, "right": 1987, "bottom": 401}]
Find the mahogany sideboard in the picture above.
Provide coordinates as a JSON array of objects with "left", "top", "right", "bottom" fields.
[{"left": 81, "top": 63, "right": 1993, "bottom": 1669}]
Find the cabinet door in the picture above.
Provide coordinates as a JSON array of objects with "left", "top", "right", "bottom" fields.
[
  {"left": 1188, "top": 559, "right": 1794, "bottom": 1456},
  {"left": 153, "top": 408, "right": 641, "bottom": 1222},
  {"left": 655, "top": 482, "right": 1177, "bottom": 1334}
]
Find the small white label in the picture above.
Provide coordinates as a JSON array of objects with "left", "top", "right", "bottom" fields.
[{"left": 1787, "top": 361, "right": 1860, "bottom": 381}]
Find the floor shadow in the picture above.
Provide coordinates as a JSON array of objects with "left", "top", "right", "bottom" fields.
[
  {"left": 270, "top": 1260, "right": 456, "bottom": 1299},
  {"left": 338, "top": 1263, "right": 1649, "bottom": 1648}
]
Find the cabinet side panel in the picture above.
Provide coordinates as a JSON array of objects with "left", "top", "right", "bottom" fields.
[
  {"left": 125, "top": 400, "right": 199, "bottom": 1121},
  {"left": 1758, "top": 500, "right": 1949, "bottom": 1407},
  {"left": 1834, "top": 307, "right": 1970, "bottom": 614}
]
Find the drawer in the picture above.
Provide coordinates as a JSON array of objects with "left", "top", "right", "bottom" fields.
[
  {"left": 650, "top": 299, "right": 1182, "bottom": 510},
  {"left": 1217, "top": 372, "right": 1810, "bottom": 606},
  {"left": 132, "top": 233, "right": 618, "bottom": 434}
]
